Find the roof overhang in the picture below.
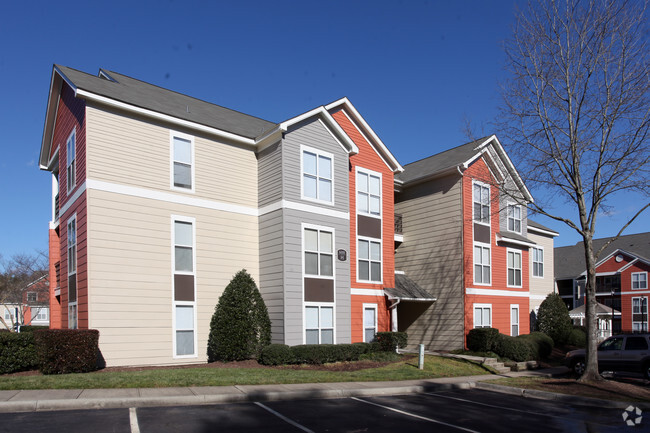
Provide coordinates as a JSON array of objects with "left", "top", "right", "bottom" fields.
[
  {"left": 578, "top": 248, "right": 650, "bottom": 277},
  {"left": 325, "top": 97, "right": 403, "bottom": 173},
  {"left": 495, "top": 233, "right": 537, "bottom": 248},
  {"left": 527, "top": 225, "right": 559, "bottom": 237}
]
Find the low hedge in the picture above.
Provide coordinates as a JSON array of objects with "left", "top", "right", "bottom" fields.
[
  {"left": 566, "top": 327, "right": 587, "bottom": 348},
  {"left": 466, "top": 328, "right": 500, "bottom": 352},
  {"left": 18, "top": 325, "right": 49, "bottom": 333},
  {"left": 375, "top": 332, "right": 408, "bottom": 352},
  {"left": 517, "top": 332, "right": 554, "bottom": 359},
  {"left": 34, "top": 329, "right": 100, "bottom": 374},
  {"left": 0, "top": 332, "right": 39, "bottom": 374},
  {"left": 258, "top": 344, "right": 295, "bottom": 366},
  {"left": 494, "top": 334, "right": 533, "bottom": 362},
  {"left": 259, "top": 342, "right": 383, "bottom": 366}
]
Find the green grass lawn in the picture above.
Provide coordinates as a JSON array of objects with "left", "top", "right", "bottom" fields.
[{"left": 0, "top": 355, "right": 494, "bottom": 390}]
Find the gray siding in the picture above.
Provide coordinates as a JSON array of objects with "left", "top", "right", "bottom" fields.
[
  {"left": 282, "top": 118, "right": 349, "bottom": 208},
  {"left": 258, "top": 141, "right": 283, "bottom": 208},
  {"left": 259, "top": 209, "right": 285, "bottom": 343},
  {"left": 395, "top": 174, "right": 465, "bottom": 350}
]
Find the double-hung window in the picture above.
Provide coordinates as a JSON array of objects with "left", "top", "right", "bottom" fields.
[
  {"left": 304, "top": 228, "right": 333, "bottom": 277},
  {"left": 632, "top": 273, "right": 648, "bottom": 290},
  {"left": 66, "top": 129, "right": 76, "bottom": 193},
  {"left": 172, "top": 133, "right": 194, "bottom": 191},
  {"left": 67, "top": 216, "right": 77, "bottom": 329},
  {"left": 474, "top": 304, "right": 492, "bottom": 328},
  {"left": 474, "top": 243, "right": 491, "bottom": 284},
  {"left": 357, "top": 169, "right": 381, "bottom": 217},
  {"left": 632, "top": 297, "right": 648, "bottom": 332},
  {"left": 302, "top": 148, "right": 332, "bottom": 203},
  {"left": 473, "top": 182, "right": 490, "bottom": 224},
  {"left": 31, "top": 307, "right": 48, "bottom": 322},
  {"left": 532, "top": 247, "right": 544, "bottom": 278},
  {"left": 27, "top": 292, "right": 37, "bottom": 303},
  {"left": 507, "top": 249, "right": 522, "bottom": 287},
  {"left": 507, "top": 204, "right": 522, "bottom": 233},
  {"left": 358, "top": 238, "right": 381, "bottom": 282},
  {"left": 173, "top": 217, "right": 196, "bottom": 357},
  {"left": 305, "top": 305, "right": 334, "bottom": 344}
]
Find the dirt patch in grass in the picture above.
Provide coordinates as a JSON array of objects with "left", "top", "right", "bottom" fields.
[{"left": 490, "top": 376, "right": 650, "bottom": 403}]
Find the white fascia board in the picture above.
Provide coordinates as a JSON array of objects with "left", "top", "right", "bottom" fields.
[
  {"left": 527, "top": 225, "right": 559, "bottom": 237},
  {"left": 579, "top": 249, "right": 650, "bottom": 277},
  {"left": 75, "top": 89, "right": 256, "bottom": 147},
  {"left": 490, "top": 135, "right": 534, "bottom": 202},
  {"left": 47, "top": 147, "right": 59, "bottom": 172},
  {"left": 325, "top": 97, "right": 404, "bottom": 173},
  {"left": 278, "top": 106, "right": 359, "bottom": 154},
  {"left": 40, "top": 68, "right": 71, "bottom": 169},
  {"left": 495, "top": 233, "right": 537, "bottom": 248}
]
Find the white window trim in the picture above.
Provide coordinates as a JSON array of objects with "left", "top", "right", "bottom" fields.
[
  {"left": 355, "top": 166, "right": 382, "bottom": 219},
  {"left": 473, "top": 303, "right": 492, "bottom": 328},
  {"left": 632, "top": 296, "right": 648, "bottom": 315},
  {"left": 363, "top": 303, "right": 378, "bottom": 342},
  {"left": 302, "top": 223, "right": 336, "bottom": 281},
  {"left": 473, "top": 242, "right": 491, "bottom": 286},
  {"left": 507, "top": 248, "right": 523, "bottom": 288},
  {"left": 357, "top": 235, "right": 383, "bottom": 284},
  {"left": 472, "top": 180, "right": 490, "bottom": 226},
  {"left": 300, "top": 145, "right": 335, "bottom": 205},
  {"left": 171, "top": 215, "right": 198, "bottom": 359},
  {"left": 170, "top": 131, "right": 196, "bottom": 194},
  {"left": 510, "top": 304, "right": 520, "bottom": 337},
  {"left": 632, "top": 272, "right": 648, "bottom": 290},
  {"left": 32, "top": 307, "right": 49, "bottom": 322},
  {"left": 303, "top": 302, "right": 336, "bottom": 344},
  {"left": 66, "top": 128, "right": 76, "bottom": 194},
  {"left": 532, "top": 246, "right": 544, "bottom": 279},
  {"left": 632, "top": 321, "right": 648, "bottom": 332},
  {"left": 67, "top": 214, "right": 78, "bottom": 329},
  {"left": 506, "top": 202, "right": 522, "bottom": 234}
]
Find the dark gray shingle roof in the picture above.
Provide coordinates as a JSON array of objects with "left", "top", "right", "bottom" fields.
[
  {"left": 56, "top": 65, "right": 277, "bottom": 139},
  {"left": 396, "top": 137, "right": 490, "bottom": 184},
  {"left": 385, "top": 275, "right": 437, "bottom": 301},
  {"left": 497, "top": 231, "right": 536, "bottom": 245},
  {"left": 555, "top": 232, "right": 650, "bottom": 280},
  {"left": 527, "top": 219, "right": 557, "bottom": 234}
]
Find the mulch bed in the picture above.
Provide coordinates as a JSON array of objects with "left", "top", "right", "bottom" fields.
[
  {"left": 4, "top": 355, "right": 413, "bottom": 377},
  {"left": 518, "top": 377, "right": 650, "bottom": 402}
]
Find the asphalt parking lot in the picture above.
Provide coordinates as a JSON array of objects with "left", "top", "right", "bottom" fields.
[{"left": 0, "top": 389, "right": 635, "bottom": 433}]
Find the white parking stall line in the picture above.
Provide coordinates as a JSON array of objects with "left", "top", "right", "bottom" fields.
[
  {"left": 254, "top": 402, "right": 316, "bottom": 433},
  {"left": 129, "top": 407, "right": 141, "bottom": 433},
  {"left": 424, "top": 392, "right": 614, "bottom": 427},
  {"left": 350, "top": 397, "right": 481, "bottom": 433}
]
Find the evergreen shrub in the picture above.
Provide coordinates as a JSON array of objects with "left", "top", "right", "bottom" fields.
[
  {"left": 207, "top": 270, "right": 271, "bottom": 362},
  {"left": 34, "top": 329, "right": 99, "bottom": 374},
  {"left": 536, "top": 293, "right": 572, "bottom": 345},
  {"left": 0, "top": 332, "right": 38, "bottom": 374}
]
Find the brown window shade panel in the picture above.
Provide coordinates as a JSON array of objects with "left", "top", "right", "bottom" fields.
[
  {"left": 358, "top": 215, "right": 382, "bottom": 239},
  {"left": 304, "top": 278, "right": 334, "bottom": 302},
  {"left": 68, "top": 275, "right": 77, "bottom": 302},
  {"left": 633, "top": 314, "right": 647, "bottom": 322},
  {"left": 174, "top": 274, "right": 195, "bottom": 301},
  {"left": 474, "top": 223, "right": 490, "bottom": 244}
]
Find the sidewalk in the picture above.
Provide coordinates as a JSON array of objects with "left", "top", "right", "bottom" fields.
[{"left": 0, "top": 367, "right": 572, "bottom": 413}]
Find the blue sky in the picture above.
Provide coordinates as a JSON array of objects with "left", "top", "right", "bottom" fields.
[{"left": 0, "top": 0, "right": 646, "bottom": 259}]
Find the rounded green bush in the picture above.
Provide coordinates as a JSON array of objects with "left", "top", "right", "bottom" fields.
[
  {"left": 566, "top": 327, "right": 587, "bottom": 348},
  {"left": 259, "top": 344, "right": 294, "bottom": 366},
  {"left": 207, "top": 270, "right": 271, "bottom": 362},
  {"left": 467, "top": 328, "right": 500, "bottom": 352},
  {"left": 494, "top": 334, "right": 534, "bottom": 362},
  {"left": 537, "top": 293, "right": 572, "bottom": 345}
]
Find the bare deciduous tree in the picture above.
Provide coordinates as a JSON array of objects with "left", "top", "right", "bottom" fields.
[
  {"left": 0, "top": 252, "right": 49, "bottom": 331},
  {"left": 499, "top": 0, "right": 649, "bottom": 382}
]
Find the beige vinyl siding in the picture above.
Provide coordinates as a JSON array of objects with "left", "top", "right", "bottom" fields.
[
  {"left": 87, "top": 189, "right": 259, "bottom": 366},
  {"left": 528, "top": 231, "right": 555, "bottom": 313},
  {"left": 258, "top": 141, "right": 283, "bottom": 208},
  {"left": 85, "top": 104, "right": 258, "bottom": 208},
  {"left": 395, "top": 174, "right": 465, "bottom": 350}
]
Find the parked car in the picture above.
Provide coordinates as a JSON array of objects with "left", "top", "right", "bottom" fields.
[{"left": 565, "top": 334, "right": 650, "bottom": 379}]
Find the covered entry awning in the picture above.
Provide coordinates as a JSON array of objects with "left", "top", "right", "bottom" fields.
[
  {"left": 568, "top": 302, "right": 621, "bottom": 319},
  {"left": 385, "top": 274, "right": 437, "bottom": 302}
]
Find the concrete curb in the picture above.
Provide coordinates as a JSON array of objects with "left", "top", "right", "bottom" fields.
[
  {"left": 0, "top": 382, "right": 476, "bottom": 413},
  {"left": 475, "top": 382, "right": 650, "bottom": 410}
]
